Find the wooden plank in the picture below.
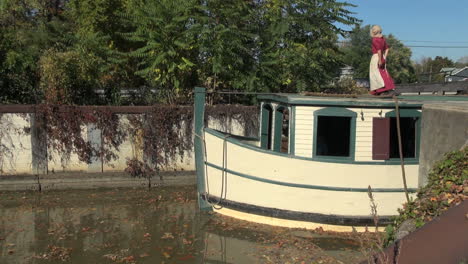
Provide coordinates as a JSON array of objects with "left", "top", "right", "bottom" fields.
[{"left": 356, "top": 141, "right": 373, "bottom": 147}]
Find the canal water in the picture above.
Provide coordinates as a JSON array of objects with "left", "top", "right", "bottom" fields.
[{"left": 0, "top": 186, "right": 368, "bottom": 263}]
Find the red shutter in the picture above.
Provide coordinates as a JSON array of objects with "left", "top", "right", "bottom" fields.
[{"left": 372, "top": 118, "right": 390, "bottom": 160}]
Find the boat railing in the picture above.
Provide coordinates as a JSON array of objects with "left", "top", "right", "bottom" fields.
[{"left": 205, "top": 128, "right": 260, "bottom": 146}]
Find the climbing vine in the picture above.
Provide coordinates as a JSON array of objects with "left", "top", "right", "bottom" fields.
[
  {"left": 384, "top": 147, "right": 468, "bottom": 245},
  {"left": 36, "top": 104, "right": 126, "bottom": 165},
  {"left": 0, "top": 104, "right": 259, "bottom": 184},
  {"left": 125, "top": 105, "right": 194, "bottom": 187},
  {"left": 206, "top": 105, "right": 259, "bottom": 137}
]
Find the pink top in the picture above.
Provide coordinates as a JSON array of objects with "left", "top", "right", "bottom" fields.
[{"left": 371, "top": 37, "right": 388, "bottom": 54}]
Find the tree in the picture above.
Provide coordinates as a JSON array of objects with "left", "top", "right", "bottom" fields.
[
  {"left": 66, "top": 0, "right": 139, "bottom": 104},
  {"left": 414, "top": 56, "right": 454, "bottom": 83},
  {"left": 0, "top": 0, "right": 72, "bottom": 103},
  {"left": 123, "top": 0, "right": 359, "bottom": 97},
  {"left": 252, "top": 0, "right": 359, "bottom": 92},
  {"left": 341, "top": 24, "right": 417, "bottom": 84},
  {"left": 1, "top": 0, "right": 361, "bottom": 104},
  {"left": 195, "top": 0, "right": 257, "bottom": 92},
  {"left": 385, "top": 35, "right": 417, "bottom": 84},
  {"left": 122, "top": 0, "right": 200, "bottom": 103}
]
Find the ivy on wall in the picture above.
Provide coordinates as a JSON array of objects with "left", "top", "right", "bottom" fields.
[{"left": 0, "top": 104, "right": 259, "bottom": 182}]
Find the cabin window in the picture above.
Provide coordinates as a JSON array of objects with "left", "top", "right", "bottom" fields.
[
  {"left": 260, "top": 104, "right": 273, "bottom": 149},
  {"left": 316, "top": 116, "right": 351, "bottom": 156},
  {"left": 274, "top": 107, "right": 289, "bottom": 153},
  {"left": 390, "top": 117, "right": 417, "bottom": 158},
  {"left": 313, "top": 107, "right": 356, "bottom": 160},
  {"left": 373, "top": 110, "right": 420, "bottom": 160}
]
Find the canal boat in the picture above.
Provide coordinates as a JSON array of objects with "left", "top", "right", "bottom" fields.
[{"left": 193, "top": 87, "right": 466, "bottom": 231}]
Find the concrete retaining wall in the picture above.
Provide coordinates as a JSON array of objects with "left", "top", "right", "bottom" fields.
[
  {"left": 418, "top": 103, "right": 468, "bottom": 186},
  {"left": 0, "top": 109, "right": 257, "bottom": 177}
]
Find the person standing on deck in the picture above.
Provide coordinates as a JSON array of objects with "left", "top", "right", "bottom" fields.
[{"left": 369, "top": 25, "right": 395, "bottom": 95}]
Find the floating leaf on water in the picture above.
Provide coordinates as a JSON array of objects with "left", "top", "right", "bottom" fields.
[{"left": 161, "top": 232, "right": 174, "bottom": 239}]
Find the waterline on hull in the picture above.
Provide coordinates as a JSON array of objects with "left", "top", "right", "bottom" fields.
[{"left": 215, "top": 207, "right": 380, "bottom": 232}]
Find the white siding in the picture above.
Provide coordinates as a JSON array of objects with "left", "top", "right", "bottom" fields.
[
  {"left": 293, "top": 106, "right": 416, "bottom": 162},
  {"left": 294, "top": 106, "right": 321, "bottom": 158}
]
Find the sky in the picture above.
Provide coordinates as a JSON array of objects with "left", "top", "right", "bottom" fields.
[{"left": 344, "top": 0, "right": 468, "bottom": 63}]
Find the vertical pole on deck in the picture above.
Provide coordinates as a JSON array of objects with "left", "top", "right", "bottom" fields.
[
  {"left": 393, "top": 96, "right": 410, "bottom": 203},
  {"left": 194, "top": 87, "right": 211, "bottom": 210}
]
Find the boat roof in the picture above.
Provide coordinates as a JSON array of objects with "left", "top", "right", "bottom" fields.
[{"left": 257, "top": 94, "right": 468, "bottom": 108}]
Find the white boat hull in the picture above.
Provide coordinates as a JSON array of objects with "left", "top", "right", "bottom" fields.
[{"left": 201, "top": 128, "right": 418, "bottom": 230}]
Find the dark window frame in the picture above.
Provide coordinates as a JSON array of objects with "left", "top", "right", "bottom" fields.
[
  {"left": 384, "top": 109, "right": 421, "bottom": 161},
  {"left": 313, "top": 107, "right": 357, "bottom": 161},
  {"left": 273, "top": 106, "right": 290, "bottom": 153},
  {"left": 260, "top": 103, "right": 273, "bottom": 150}
]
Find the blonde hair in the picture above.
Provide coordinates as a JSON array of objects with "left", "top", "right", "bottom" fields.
[{"left": 370, "top": 25, "right": 382, "bottom": 37}]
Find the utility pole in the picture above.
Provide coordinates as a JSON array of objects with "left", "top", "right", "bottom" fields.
[{"left": 429, "top": 65, "right": 433, "bottom": 83}]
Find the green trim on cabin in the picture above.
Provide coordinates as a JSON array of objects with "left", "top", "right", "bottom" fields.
[
  {"left": 385, "top": 109, "right": 422, "bottom": 118},
  {"left": 273, "top": 106, "right": 283, "bottom": 152},
  {"left": 290, "top": 106, "right": 296, "bottom": 155},
  {"left": 273, "top": 105, "right": 288, "bottom": 152},
  {"left": 194, "top": 87, "right": 212, "bottom": 211},
  {"left": 258, "top": 94, "right": 425, "bottom": 108},
  {"left": 258, "top": 94, "right": 468, "bottom": 108},
  {"left": 260, "top": 103, "right": 272, "bottom": 149},
  {"left": 385, "top": 109, "right": 422, "bottom": 163},
  {"left": 205, "top": 128, "right": 419, "bottom": 165},
  {"left": 205, "top": 161, "right": 417, "bottom": 193},
  {"left": 312, "top": 107, "right": 357, "bottom": 162}
]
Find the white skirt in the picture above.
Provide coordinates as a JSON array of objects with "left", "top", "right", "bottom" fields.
[{"left": 369, "top": 54, "right": 385, "bottom": 91}]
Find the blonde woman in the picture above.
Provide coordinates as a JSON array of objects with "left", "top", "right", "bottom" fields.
[{"left": 369, "top": 25, "right": 395, "bottom": 95}]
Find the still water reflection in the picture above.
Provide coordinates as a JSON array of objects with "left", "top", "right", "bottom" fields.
[{"left": 0, "top": 186, "right": 364, "bottom": 263}]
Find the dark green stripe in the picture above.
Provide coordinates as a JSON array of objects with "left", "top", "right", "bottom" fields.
[
  {"left": 205, "top": 161, "right": 417, "bottom": 193},
  {"left": 203, "top": 194, "right": 395, "bottom": 226}
]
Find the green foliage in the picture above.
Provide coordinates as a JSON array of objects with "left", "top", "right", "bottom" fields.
[
  {"left": 340, "top": 25, "right": 371, "bottom": 79},
  {"left": 323, "top": 77, "right": 368, "bottom": 95},
  {"left": 251, "top": 0, "right": 359, "bottom": 93},
  {"left": 39, "top": 48, "right": 101, "bottom": 104},
  {"left": 122, "top": 0, "right": 199, "bottom": 102},
  {"left": 386, "top": 147, "right": 468, "bottom": 245},
  {"left": 0, "top": 0, "right": 73, "bottom": 103},
  {"left": 195, "top": 0, "right": 257, "bottom": 92},
  {"left": 1, "top": 0, "right": 360, "bottom": 104},
  {"left": 341, "top": 24, "right": 417, "bottom": 84},
  {"left": 123, "top": 0, "right": 359, "bottom": 97},
  {"left": 414, "top": 56, "right": 455, "bottom": 83},
  {"left": 385, "top": 34, "right": 417, "bottom": 84}
]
